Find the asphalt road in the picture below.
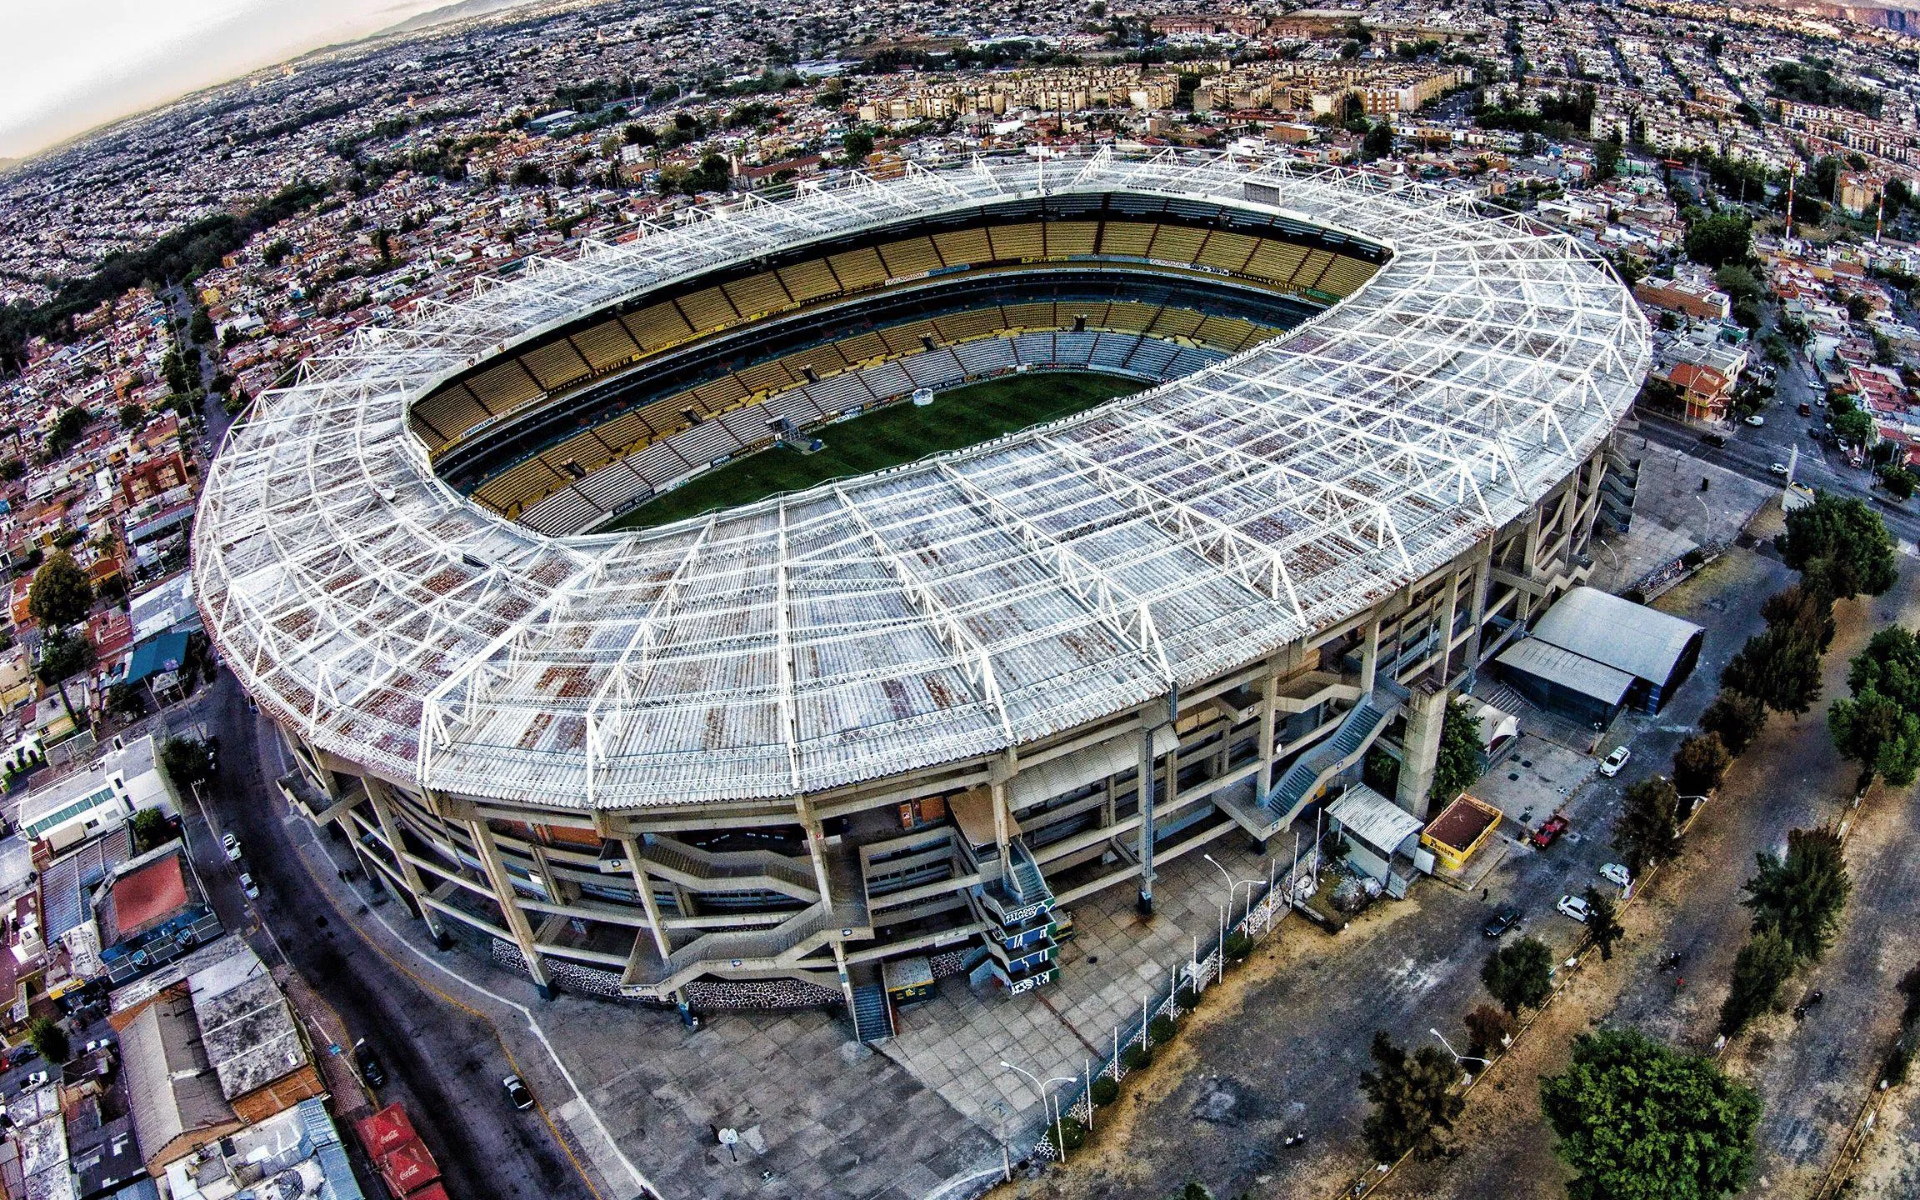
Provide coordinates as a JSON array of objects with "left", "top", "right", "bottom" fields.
[{"left": 183, "top": 675, "right": 595, "bottom": 1200}]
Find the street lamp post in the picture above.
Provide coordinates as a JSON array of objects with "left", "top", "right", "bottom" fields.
[
  {"left": 1001, "top": 1061, "right": 1077, "bottom": 1165},
  {"left": 1429, "top": 1028, "right": 1492, "bottom": 1084}
]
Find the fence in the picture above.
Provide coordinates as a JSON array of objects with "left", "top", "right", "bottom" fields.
[{"left": 1030, "top": 851, "right": 1319, "bottom": 1161}]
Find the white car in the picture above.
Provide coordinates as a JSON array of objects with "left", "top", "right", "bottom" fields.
[
  {"left": 1745, "top": 414, "right": 1766, "bottom": 427},
  {"left": 1598, "top": 746, "right": 1631, "bottom": 777},
  {"left": 22, "top": 1072, "right": 48, "bottom": 1089},
  {"left": 1556, "top": 894, "right": 1592, "bottom": 923},
  {"left": 1600, "top": 863, "right": 1632, "bottom": 889},
  {"left": 222, "top": 833, "right": 242, "bottom": 862},
  {"left": 238, "top": 872, "right": 260, "bottom": 900}
]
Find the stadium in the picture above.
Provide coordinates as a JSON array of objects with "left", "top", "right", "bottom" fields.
[{"left": 192, "top": 150, "right": 1649, "bottom": 1022}]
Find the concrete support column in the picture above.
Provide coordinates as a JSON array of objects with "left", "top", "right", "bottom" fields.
[
  {"left": 1136, "top": 723, "right": 1162, "bottom": 915},
  {"left": 1436, "top": 567, "right": 1462, "bottom": 687},
  {"left": 1359, "top": 614, "right": 1383, "bottom": 695},
  {"left": 797, "top": 797, "right": 834, "bottom": 909},
  {"left": 1395, "top": 683, "right": 1451, "bottom": 821},
  {"left": 1258, "top": 664, "right": 1280, "bottom": 796},
  {"left": 467, "top": 818, "right": 552, "bottom": 998},
  {"left": 621, "top": 836, "right": 673, "bottom": 960},
  {"left": 1463, "top": 543, "right": 1493, "bottom": 670},
  {"left": 367, "top": 783, "right": 444, "bottom": 944}
]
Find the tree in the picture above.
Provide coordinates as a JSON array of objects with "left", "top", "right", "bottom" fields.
[
  {"left": 1361, "top": 120, "right": 1395, "bottom": 161},
  {"left": 36, "top": 629, "right": 94, "bottom": 729},
  {"left": 105, "top": 681, "right": 146, "bottom": 721},
  {"left": 1594, "top": 138, "right": 1621, "bottom": 182},
  {"left": 1879, "top": 464, "right": 1918, "bottom": 500},
  {"left": 128, "top": 807, "right": 169, "bottom": 853},
  {"left": 1721, "top": 625, "right": 1824, "bottom": 715},
  {"left": 1685, "top": 210, "right": 1752, "bottom": 268},
  {"left": 1830, "top": 626, "right": 1920, "bottom": 788},
  {"left": 1760, "top": 585, "right": 1835, "bottom": 653},
  {"left": 1584, "top": 886, "right": 1625, "bottom": 961},
  {"left": 27, "top": 550, "right": 93, "bottom": 631},
  {"left": 1741, "top": 825, "right": 1851, "bottom": 963},
  {"left": 1358, "top": 1030, "right": 1464, "bottom": 1162},
  {"left": 1614, "top": 776, "right": 1683, "bottom": 875},
  {"left": 1720, "top": 926, "right": 1798, "bottom": 1035},
  {"left": 1700, "top": 690, "right": 1766, "bottom": 755},
  {"left": 1429, "top": 697, "right": 1483, "bottom": 806},
  {"left": 159, "top": 736, "right": 212, "bottom": 791},
  {"left": 1776, "top": 492, "right": 1897, "bottom": 601},
  {"left": 841, "top": 128, "right": 875, "bottom": 164},
  {"left": 1540, "top": 1028, "right": 1760, "bottom": 1200},
  {"left": 1483, "top": 936, "right": 1555, "bottom": 1016},
  {"left": 26, "top": 1016, "right": 69, "bottom": 1065},
  {"left": 1672, "top": 732, "right": 1732, "bottom": 795},
  {"left": 117, "top": 402, "right": 145, "bottom": 431},
  {"left": 1830, "top": 399, "right": 1876, "bottom": 451},
  {"left": 1462, "top": 1004, "right": 1515, "bottom": 1058}
]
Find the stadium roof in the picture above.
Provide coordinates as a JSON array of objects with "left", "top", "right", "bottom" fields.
[{"left": 193, "top": 150, "right": 1650, "bottom": 810}]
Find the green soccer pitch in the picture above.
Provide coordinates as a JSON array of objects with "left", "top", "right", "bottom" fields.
[{"left": 603, "top": 370, "right": 1148, "bottom": 531}]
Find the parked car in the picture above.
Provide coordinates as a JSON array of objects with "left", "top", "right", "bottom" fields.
[
  {"left": 221, "top": 833, "right": 242, "bottom": 862},
  {"left": 1770, "top": 462, "right": 1790, "bottom": 477},
  {"left": 238, "top": 872, "right": 259, "bottom": 900},
  {"left": 1799, "top": 402, "right": 1812, "bottom": 417},
  {"left": 1600, "top": 863, "right": 1632, "bottom": 889},
  {"left": 503, "top": 1074, "right": 534, "bottom": 1111},
  {"left": 21, "top": 1072, "right": 48, "bottom": 1090},
  {"left": 1556, "top": 894, "right": 1592, "bottom": 923},
  {"left": 1700, "top": 432, "right": 1728, "bottom": 447},
  {"left": 1482, "top": 905, "right": 1522, "bottom": 938},
  {"left": 1531, "top": 815, "right": 1569, "bottom": 849},
  {"left": 353, "top": 1039, "right": 386, "bottom": 1088},
  {"left": 1598, "top": 746, "right": 1631, "bottom": 777},
  {"left": 1745, "top": 414, "right": 1766, "bottom": 427}
]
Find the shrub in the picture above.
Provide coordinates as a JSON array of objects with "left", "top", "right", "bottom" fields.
[
  {"left": 1175, "top": 986, "right": 1198, "bottom": 1012},
  {"left": 1089, "top": 1076, "right": 1119, "bottom": 1106},
  {"left": 1149, "top": 1014, "right": 1178, "bottom": 1045},
  {"left": 1121, "top": 1043, "right": 1154, "bottom": 1071},
  {"left": 1463, "top": 1004, "right": 1515, "bottom": 1058},
  {"left": 1886, "top": 1033, "right": 1913, "bottom": 1087},
  {"left": 1052, "top": 1115, "right": 1087, "bottom": 1152},
  {"left": 27, "top": 1016, "right": 68, "bottom": 1064},
  {"left": 1673, "top": 732, "right": 1732, "bottom": 796},
  {"left": 1223, "top": 932, "right": 1254, "bottom": 962}
]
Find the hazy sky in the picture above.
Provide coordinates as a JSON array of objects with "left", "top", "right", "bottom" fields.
[{"left": 0, "top": 0, "right": 474, "bottom": 160}]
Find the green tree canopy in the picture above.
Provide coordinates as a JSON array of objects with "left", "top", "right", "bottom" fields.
[
  {"left": 1742, "top": 825, "right": 1851, "bottom": 962},
  {"left": 27, "top": 549, "right": 93, "bottom": 631},
  {"left": 1776, "top": 492, "right": 1897, "bottom": 600},
  {"left": 1584, "top": 886, "right": 1625, "bottom": 961},
  {"left": 1540, "top": 1028, "right": 1760, "bottom": 1200},
  {"left": 1614, "top": 775, "right": 1683, "bottom": 875},
  {"left": 1830, "top": 626, "right": 1920, "bottom": 787},
  {"left": 1700, "top": 690, "right": 1766, "bottom": 755},
  {"left": 1684, "top": 210, "right": 1752, "bottom": 268},
  {"left": 26, "top": 1016, "right": 69, "bottom": 1065},
  {"left": 1358, "top": 1030, "right": 1464, "bottom": 1162},
  {"left": 1672, "top": 732, "right": 1732, "bottom": 796},
  {"left": 1482, "top": 936, "right": 1555, "bottom": 1016},
  {"left": 1429, "top": 696, "right": 1483, "bottom": 806},
  {"left": 1361, "top": 120, "right": 1395, "bottom": 161},
  {"left": 1721, "top": 625, "right": 1824, "bottom": 715},
  {"left": 1720, "top": 925, "right": 1798, "bottom": 1035}
]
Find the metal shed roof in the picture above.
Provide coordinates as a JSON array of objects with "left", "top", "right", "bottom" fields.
[
  {"left": 1530, "top": 586, "right": 1703, "bottom": 686},
  {"left": 1495, "top": 637, "right": 1635, "bottom": 706}
]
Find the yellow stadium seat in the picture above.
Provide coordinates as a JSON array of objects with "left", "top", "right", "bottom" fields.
[
  {"left": 880, "top": 322, "right": 938, "bottom": 355},
  {"left": 572, "top": 321, "right": 641, "bottom": 371},
  {"left": 675, "top": 287, "right": 739, "bottom": 333},
  {"left": 932, "top": 228, "right": 992, "bottom": 268},
  {"left": 597, "top": 411, "right": 649, "bottom": 453},
  {"left": 1196, "top": 231, "right": 1259, "bottom": 274},
  {"left": 1147, "top": 225, "right": 1206, "bottom": 265},
  {"left": 1044, "top": 222, "right": 1099, "bottom": 257},
  {"left": 466, "top": 359, "right": 542, "bottom": 414},
  {"left": 835, "top": 331, "right": 888, "bottom": 365},
  {"left": 1002, "top": 302, "right": 1057, "bottom": 332},
  {"left": 933, "top": 309, "right": 1005, "bottom": 343},
  {"left": 722, "top": 272, "right": 792, "bottom": 318},
  {"left": 777, "top": 259, "right": 840, "bottom": 303},
  {"left": 1101, "top": 302, "right": 1156, "bottom": 334},
  {"left": 694, "top": 375, "right": 750, "bottom": 412},
  {"left": 1294, "top": 249, "right": 1335, "bottom": 291},
  {"left": 987, "top": 223, "right": 1044, "bottom": 262},
  {"left": 621, "top": 303, "right": 694, "bottom": 352},
  {"left": 735, "top": 360, "right": 795, "bottom": 396},
  {"left": 1098, "top": 221, "right": 1156, "bottom": 257},
  {"left": 827, "top": 248, "right": 888, "bottom": 292},
  {"left": 877, "top": 237, "right": 943, "bottom": 277},
  {"left": 1245, "top": 240, "right": 1309, "bottom": 285},
  {"left": 1148, "top": 308, "right": 1203, "bottom": 339},
  {"left": 1317, "top": 256, "right": 1378, "bottom": 298},
  {"left": 519, "top": 341, "right": 590, "bottom": 392}
]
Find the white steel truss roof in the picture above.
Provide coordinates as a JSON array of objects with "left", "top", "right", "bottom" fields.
[{"left": 192, "top": 150, "right": 1650, "bottom": 810}]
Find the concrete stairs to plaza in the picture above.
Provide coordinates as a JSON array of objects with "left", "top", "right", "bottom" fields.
[
  {"left": 848, "top": 963, "right": 894, "bottom": 1044},
  {"left": 1216, "top": 686, "right": 1404, "bottom": 842},
  {"left": 620, "top": 896, "right": 862, "bottom": 998},
  {"left": 639, "top": 837, "right": 820, "bottom": 902}
]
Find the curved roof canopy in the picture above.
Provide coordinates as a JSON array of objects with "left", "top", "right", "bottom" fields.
[{"left": 193, "top": 151, "right": 1651, "bottom": 810}]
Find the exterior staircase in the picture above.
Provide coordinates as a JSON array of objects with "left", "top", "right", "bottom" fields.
[
  {"left": 1217, "top": 685, "right": 1405, "bottom": 842},
  {"left": 619, "top": 896, "right": 860, "bottom": 999},
  {"left": 970, "top": 838, "right": 1061, "bottom": 994},
  {"left": 849, "top": 963, "right": 894, "bottom": 1044},
  {"left": 638, "top": 837, "right": 820, "bottom": 902}
]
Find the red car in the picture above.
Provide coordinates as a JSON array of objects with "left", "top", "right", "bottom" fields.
[{"left": 1530, "top": 815, "right": 1569, "bottom": 849}]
